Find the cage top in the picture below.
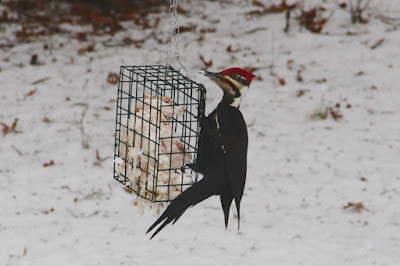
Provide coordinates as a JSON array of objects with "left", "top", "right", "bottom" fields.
[{"left": 120, "top": 65, "right": 204, "bottom": 88}]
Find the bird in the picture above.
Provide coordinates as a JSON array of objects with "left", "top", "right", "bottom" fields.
[{"left": 146, "top": 67, "right": 256, "bottom": 239}]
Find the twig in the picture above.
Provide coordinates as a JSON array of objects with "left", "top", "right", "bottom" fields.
[
  {"left": 284, "top": 6, "right": 295, "bottom": 33},
  {"left": 73, "top": 103, "right": 89, "bottom": 149},
  {"left": 350, "top": 0, "right": 370, "bottom": 24},
  {"left": 31, "top": 77, "right": 51, "bottom": 85},
  {"left": 11, "top": 145, "right": 23, "bottom": 156},
  {"left": 247, "top": 119, "right": 256, "bottom": 127},
  {"left": 376, "top": 14, "right": 400, "bottom": 26},
  {"left": 370, "top": 38, "right": 384, "bottom": 50},
  {"left": 243, "top": 27, "right": 269, "bottom": 35}
]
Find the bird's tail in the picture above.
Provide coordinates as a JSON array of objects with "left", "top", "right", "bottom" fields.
[
  {"left": 219, "top": 193, "right": 233, "bottom": 229},
  {"left": 220, "top": 193, "right": 242, "bottom": 230},
  {"left": 146, "top": 179, "right": 214, "bottom": 239}
]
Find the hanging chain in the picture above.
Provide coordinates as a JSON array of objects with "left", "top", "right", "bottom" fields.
[
  {"left": 166, "top": 0, "right": 177, "bottom": 69},
  {"left": 166, "top": 0, "right": 188, "bottom": 76}
]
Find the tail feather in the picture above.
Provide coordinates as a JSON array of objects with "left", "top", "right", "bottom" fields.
[
  {"left": 235, "top": 197, "right": 241, "bottom": 230},
  {"left": 147, "top": 179, "right": 214, "bottom": 239},
  {"left": 219, "top": 193, "right": 234, "bottom": 229}
]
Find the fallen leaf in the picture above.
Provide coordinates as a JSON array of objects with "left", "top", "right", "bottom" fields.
[
  {"left": 78, "top": 42, "right": 95, "bottom": 54},
  {"left": 123, "top": 187, "right": 134, "bottom": 194},
  {"left": 107, "top": 72, "right": 119, "bottom": 85},
  {"left": 199, "top": 55, "right": 212, "bottom": 68},
  {"left": 296, "top": 89, "right": 306, "bottom": 97},
  {"left": 287, "top": 59, "right": 294, "bottom": 70},
  {"left": 329, "top": 108, "right": 343, "bottom": 120},
  {"left": 1, "top": 118, "right": 21, "bottom": 135},
  {"left": 43, "top": 160, "right": 55, "bottom": 167},
  {"left": 43, "top": 117, "right": 51, "bottom": 123},
  {"left": 343, "top": 202, "right": 367, "bottom": 212},
  {"left": 1, "top": 122, "right": 9, "bottom": 135},
  {"left": 25, "top": 88, "right": 37, "bottom": 98}
]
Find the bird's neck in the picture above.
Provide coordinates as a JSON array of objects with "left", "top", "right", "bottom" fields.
[
  {"left": 220, "top": 93, "right": 236, "bottom": 107},
  {"left": 220, "top": 86, "right": 248, "bottom": 108}
]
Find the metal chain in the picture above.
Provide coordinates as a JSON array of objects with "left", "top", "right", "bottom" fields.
[{"left": 166, "top": 0, "right": 188, "bottom": 76}]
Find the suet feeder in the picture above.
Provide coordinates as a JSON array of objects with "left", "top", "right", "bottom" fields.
[{"left": 113, "top": 65, "right": 206, "bottom": 202}]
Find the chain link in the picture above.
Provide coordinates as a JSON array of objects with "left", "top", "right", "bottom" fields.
[
  {"left": 166, "top": 0, "right": 187, "bottom": 76},
  {"left": 166, "top": 0, "right": 177, "bottom": 69}
]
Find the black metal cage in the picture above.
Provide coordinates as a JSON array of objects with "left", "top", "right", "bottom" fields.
[{"left": 114, "top": 65, "right": 206, "bottom": 202}]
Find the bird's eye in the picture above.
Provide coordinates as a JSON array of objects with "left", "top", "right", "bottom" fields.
[{"left": 232, "top": 74, "right": 239, "bottom": 80}]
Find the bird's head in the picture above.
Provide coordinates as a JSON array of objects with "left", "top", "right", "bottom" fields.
[{"left": 200, "top": 68, "right": 256, "bottom": 108}]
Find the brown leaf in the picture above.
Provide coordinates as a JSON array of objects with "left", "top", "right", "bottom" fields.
[
  {"left": 25, "top": 88, "right": 37, "bottom": 97},
  {"left": 107, "top": 72, "right": 119, "bottom": 85},
  {"left": 179, "top": 24, "right": 197, "bottom": 33},
  {"left": 78, "top": 41, "right": 95, "bottom": 54},
  {"left": 251, "top": 0, "right": 266, "bottom": 8},
  {"left": 246, "top": 0, "right": 297, "bottom": 16},
  {"left": 76, "top": 32, "right": 87, "bottom": 41},
  {"left": 43, "top": 160, "right": 55, "bottom": 167},
  {"left": 177, "top": 6, "right": 189, "bottom": 16},
  {"left": 287, "top": 59, "right": 294, "bottom": 70},
  {"left": 297, "top": 8, "right": 328, "bottom": 34},
  {"left": 123, "top": 187, "right": 134, "bottom": 194},
  {"left": 296, "top": 89, "right": 306, "bottom": 97},
  {"left": 199, "top": 27, "right": 216, "bottom": 34},
  {"left": 278, "top": 77, "right": 286, "bottom": 86},
  {"left": 329, "top": 108, "right": 343, "bottom": 120},
  {"left": 1, "top": 118, "right": 21, "bottom": 135},
  {"left": 1, "top": 122, "right": 9, "bottom": 135},
  {"left": 43, "top": 117, "right": 51, "bottom": 123},
  {"left": 199, "top": 55, "right": 212, "bottom": 68},
  {"left": 343, "top": 202, "right": 367, "bottom": 212}
]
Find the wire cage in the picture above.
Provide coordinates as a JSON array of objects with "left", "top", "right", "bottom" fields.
[{"left": 113, "top": 65, "right": 206, "bottom": 203}]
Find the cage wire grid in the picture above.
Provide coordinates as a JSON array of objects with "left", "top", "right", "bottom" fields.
[{"left": 114, "top": 65, "right": 206, "bottom": 202}]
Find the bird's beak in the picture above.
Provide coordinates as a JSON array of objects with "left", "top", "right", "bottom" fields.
[{"left": 199, "top": 70, "right": 225, "bottom": 81}]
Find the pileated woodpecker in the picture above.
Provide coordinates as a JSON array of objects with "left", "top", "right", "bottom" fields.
[{"left": 147, "top": 68, "right": 256, "bottom": 239}]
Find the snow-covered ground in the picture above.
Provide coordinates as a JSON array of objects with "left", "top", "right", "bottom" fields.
[{"left": 1, "top": 0, "right": 400, "bottom": 265}]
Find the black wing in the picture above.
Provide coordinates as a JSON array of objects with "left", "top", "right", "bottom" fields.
[
  {"left": 192, "top": 110, "right": 225, "bottom": 178},
  {"left": 217, "top": 106, "right": 248, "bottom": 227}
]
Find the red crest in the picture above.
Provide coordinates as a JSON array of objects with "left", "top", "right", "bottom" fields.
[{"left": 220, "top": 68, "right": 256, "bottom": 83}]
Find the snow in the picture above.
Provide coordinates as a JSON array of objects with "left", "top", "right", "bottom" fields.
[{"left": 1, "top": 0, "right": 400, "bottom": 265}]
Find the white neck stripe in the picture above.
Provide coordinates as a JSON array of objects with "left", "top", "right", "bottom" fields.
[{"left": 230, "top": 86, "right": 248, "bottom": 108}]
